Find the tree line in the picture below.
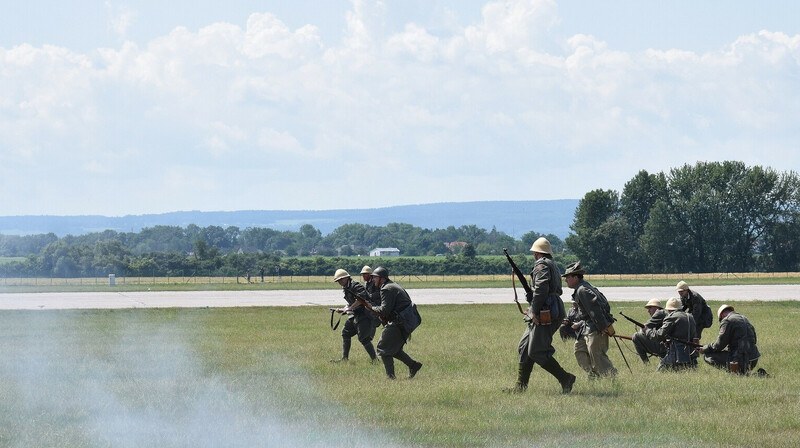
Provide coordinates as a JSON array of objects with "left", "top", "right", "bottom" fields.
[
  {"left": 1, "top": 160, "right": 797, "bottom": 278},
  {"left": 0, "top": 222, "right": 567, "bottom": 278},
  {"left": 567, "top": 161, "right": 800, "bottom": 273}
]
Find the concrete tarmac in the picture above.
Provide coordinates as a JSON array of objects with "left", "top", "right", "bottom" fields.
[{"left": 0, "top": 285, "right": 796, "bottom": 310}]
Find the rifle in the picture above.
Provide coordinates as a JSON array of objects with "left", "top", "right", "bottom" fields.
[
  {"left": 612, "top": 334, "right": 633, "bottom": 341},
  {"left": 667, "top": 337, "right": 703, "bottom": 348},
  {"left": 502, "top": 248, "right": 531, "bottom": 317},
  {"left": 353, "top": 298, "right": 389, "bottom": 325},
  {"left": 619, "top": 311, "right": 645, "bottom": 328}
]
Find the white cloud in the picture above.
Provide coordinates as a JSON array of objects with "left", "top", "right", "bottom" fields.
[
  {"left": 105, "top": 1, "right": 138, "bottom": 40},
  {"left": 1, "top": 0, "right": 799, "bottom": 215}
]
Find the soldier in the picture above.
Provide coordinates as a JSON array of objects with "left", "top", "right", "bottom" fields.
[
  {"left": 504, "top": 237, "right": 575, "bottom": 394},
  {"left": 559, "top": 300, "right": 581, "bottom": 342},
  {"left": 676, "top": 281, "right": 713, "bottom": 339},
  {"left": 330, "top": 268, "right": 378, "bottom": 363},
  {"left": 631, "top": 299, "right": 668, "bottom": 364},
  {"left": 562, "top": 261, "right": 617, "bottom": 379},
  {"left": 698, "top": 304, "right": 766, "bottom": 376},
  {"left": 651, "top": 297, "right": 697, "bottom": 371},
  {"left": 360, "top": 265, "right": 381, "bottom": 309},
  {"left": 369, "top": 267, "right": 423, "bottom": 379}
]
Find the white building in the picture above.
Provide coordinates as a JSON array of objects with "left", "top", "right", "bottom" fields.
[{"left": 369, "top": 247, "right": 400, "bottom": 257}]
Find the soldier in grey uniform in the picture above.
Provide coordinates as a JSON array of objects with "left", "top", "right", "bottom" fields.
[
  {"left": 360, "top": 265, "right": 382, "bottom": 309},
  {"left": 676, "top": 281, "right": 712, "bottom": 339},
  {"left": 698, "top": 304, "right": 764, "bottom": 375},
  {"left": 504, "top": 237, "right": 575, "bottom": 394},
  {"left": 369, "top": 267, "right": 423, "bottom": 379},
  {"left": 632, "top": 299, "right": 668, "bottom": 364},
  {"left": 650, "top": 297, "right": 698, "bottom": 371},
  {"left": 559, "top": 300, "right": 581, "bottom": 342},
  {"left": 330, "top": 269, "right": 378, "bottom": 363},
  {"left": 563, "top": 261, "right": 617, "bottom": 379}
]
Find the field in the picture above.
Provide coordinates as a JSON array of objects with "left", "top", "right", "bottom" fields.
[{"left": 1, "top": 300, "right": 797, "bottom": 447}]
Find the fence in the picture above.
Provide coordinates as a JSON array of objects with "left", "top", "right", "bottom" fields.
[{"left": 2, "top": 271, "right": 800, "bottom": 287}]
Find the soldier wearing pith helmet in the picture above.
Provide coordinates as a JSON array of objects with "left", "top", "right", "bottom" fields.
[
  {"left": 360, "top": 265, "right": 381, "bottom": 307},
  {"left": 632, "top": 299, "right": 668, "bottom": 363},
  {"left": 698, "top": 304, "right": 765, "bottom": 376},
  {"left": 651, "top": 297, "right": 697, "bottom": 371},
  {"left": 676, "top": 280, "right": 712, "bottom": 339},
  {"left": 504, "top": 237, "right": 575, "bottom": 394},
  {"left": 330, "top": 268, "right": 378, "bottom": 363}
]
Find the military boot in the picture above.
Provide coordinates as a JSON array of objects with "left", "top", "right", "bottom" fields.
[
  {"left": 381, "top": 356, "right": 396, "bottom": 379},
  {"left": 330, "top": 339, "right": 351, "bottom": 363},
  {"left": 503, "top": 361, "right": 534, "bottom": 393},
  {"left": 363, "top": 341, "right": 377, "bottom": 363},
  {"left": 540, "top": 357, "right": 576, "bottom": 394}
]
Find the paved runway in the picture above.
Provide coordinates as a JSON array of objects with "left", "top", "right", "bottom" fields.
[{"left": 0, "top": 285, "right": 796, "bottom": 310}]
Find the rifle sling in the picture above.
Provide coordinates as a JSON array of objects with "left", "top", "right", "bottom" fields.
[{"left": 330, "top": 308, "right": 343, "bottom": 331}]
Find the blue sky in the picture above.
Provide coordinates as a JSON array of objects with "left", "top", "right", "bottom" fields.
[{"left": 2, "top": 0, "right": 799, "bottom": 216}]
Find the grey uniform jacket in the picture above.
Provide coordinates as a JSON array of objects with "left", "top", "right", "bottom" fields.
[
  {"left": 372, "top": 280, "right": 412, "bottom": 323},
  {"left": 342, "top": 279, "right": 369, "bottom": 323},
  {"left": 529, "top": 255, "right": 564, "bottom": 320},
  {"left": 364, "top": 279, "right": 382, "bottom": 307},
  {"left": 652, "top": 310, "right": 697, "bottom": 342},
  {"left": 703, "top": 311, "right": 760, "bottom": 362},
  {"left": 571, "top": 280, "right": 612, "bottom": 334},
  {"left": 644, "top": 309, "right": 668, "bottom": 329}
]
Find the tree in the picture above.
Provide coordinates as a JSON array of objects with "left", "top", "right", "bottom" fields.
[
  {"left": 462, "top": 243, "right": 476, "bottom": 258},
  {"left": 565, "top": 189, "right": 627, "bottom": 273}
]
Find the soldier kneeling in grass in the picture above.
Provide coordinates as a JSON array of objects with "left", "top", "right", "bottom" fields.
[{"left": 698, "top": 304, "right": 768, "bottom": 377}]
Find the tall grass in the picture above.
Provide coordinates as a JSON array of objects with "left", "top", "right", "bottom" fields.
[{"left": 0, "top": 302, "right": 797, "bottom": 447}]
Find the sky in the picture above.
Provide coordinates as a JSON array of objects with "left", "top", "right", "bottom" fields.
[{"left": 2, "top": 0, "right": 799, "bottom": 217}]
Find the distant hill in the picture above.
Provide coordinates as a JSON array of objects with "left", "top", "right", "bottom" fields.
[{"left": 0, "top": 200, "right": 578, "bottom": 239}]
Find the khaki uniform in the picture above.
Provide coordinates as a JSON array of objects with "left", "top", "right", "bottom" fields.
[
  {"left": 571, "top": 280, "right": 617, "bottom": 378},
  {"left": 373, "top": 280, "right": 421, "bottom": 378},
  {"left": 702, "top": 311, "right": 760, "bottom": 374}
]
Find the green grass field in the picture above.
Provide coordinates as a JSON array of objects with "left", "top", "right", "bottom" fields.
[{"left": 0, "top": 301, "right": 797, "bottom": 447}]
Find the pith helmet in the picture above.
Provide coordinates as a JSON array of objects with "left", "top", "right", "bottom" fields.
[
  {"left": 530, "top": 237, "right": 552, "bottom": 254},
  {"left": 371, "top": 266, "right": 389, "bottom": 279},
  {"left": 561, "top": 260, "right": 585, "bottom": 277},
  {"left": 360, "top": 265, "right": 373, "bottom": 275},
  {"left": 333, "top": 268, "right": 350, "bottom": 282},
  {"left": 717, "top": 304, "right": 734, "bottom": 320},
  {"left": 644, "top": 299, "right": 663, "bottom": 309},
  {"left": 676, "top": 281, "right": 689, "bottom": 291},
  {"left": 665, "top": 297, "right": 682, "bottom": 311}
]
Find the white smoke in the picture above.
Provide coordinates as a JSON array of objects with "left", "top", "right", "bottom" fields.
[{"left": 0, "top": 311, "right": 405, "bottom": 447}]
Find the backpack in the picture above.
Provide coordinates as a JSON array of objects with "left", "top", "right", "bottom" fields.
[{"left": 397, "top": 303, "right": 422, "bottom": 334}]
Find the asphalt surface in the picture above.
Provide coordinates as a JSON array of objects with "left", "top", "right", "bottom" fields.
[{"left": 0, "top": 285, "right": 796, "bottom": 310}]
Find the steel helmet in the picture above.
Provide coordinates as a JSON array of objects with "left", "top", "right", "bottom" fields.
[
  {"left": 333, "top": 269, "right": 350, "bottom": 282},
  {"left": 360, "top": 265, "right": 373, "bottom": 275},
  {"left": 530, "top": 237, "right": 552, "bottom": 254},
  {"left": 371, "top": 266, "right": 389, "bottom": 279},
  {"left": 644, "top": 299, "right": 663, "bottom": 309},
  {"left": 717, "top": 304, "right": 734, "bottom": 321},
  {"left": 665, "top": 297, "right": 682, "bottom": 311}
]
